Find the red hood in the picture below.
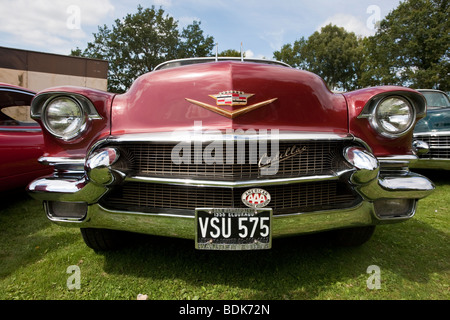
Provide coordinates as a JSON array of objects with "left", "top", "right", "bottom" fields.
[{"left": 111, "top": 61, "right": 348, "bottom": 135}]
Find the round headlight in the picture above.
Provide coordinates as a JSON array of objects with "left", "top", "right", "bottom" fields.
[
  {"left": 43, "top": 97, "right": 86, "bottom": 140},
  {"left": 374, "top": 96, "right": 414, "bottom": 136}
]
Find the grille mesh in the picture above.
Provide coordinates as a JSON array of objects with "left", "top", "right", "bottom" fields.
[
  {"left": 102, "top": 181, "right": 359, "bottom": 215},
  {"left": 113, "top": 141, "right": 348, "bottom": 181},
  {"left": 417, "top": 135, "right": 450, "bottom": 159}
]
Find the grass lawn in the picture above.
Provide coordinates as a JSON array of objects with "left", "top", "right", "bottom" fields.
[{"left": 0, "top": 170, "right": 448, "bottom": 300}]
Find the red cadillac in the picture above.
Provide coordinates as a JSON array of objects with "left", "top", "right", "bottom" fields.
[{"left": 27, "top": 58, "right": 434, "bottom": 250}]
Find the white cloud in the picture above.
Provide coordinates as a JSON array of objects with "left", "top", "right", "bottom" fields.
[
  {"left": 151, "top": 0, "right": 173, "bottom": 6},
  {"left": 0, "top": 0, "right": 115, "bottom": 54},
  {"left": 260, "top": 29, "right": 285, "bottom": 52},
  {"left": 177, "top": 16, "right": 202, "bottom": 29},
  {"left": 317, "top": 13, "right": 375, "bottom": 38}
]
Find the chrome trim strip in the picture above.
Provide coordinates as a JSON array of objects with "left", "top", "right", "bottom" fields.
[
  {"left": 105, "top": 131, "right": 354, "bottom": 143},
  {"left": 28, "top": 176, "right": 107, "bottom": 203},
  {"left": 0, "top": 87, "right": 35, "bottom": 96},
  {"left": 154, "top": 57, "right": 292, "bottom": 71},
  {"left": 377, "top": 155, "right": 418, "bottom": 166},
  {"left": 414, "top": 131, "right": 450, "bottom": 137},
  {"left": 45, "top": 201, "right": 410, "bottom": 240},
  {"left": 0, "top": 127, "right": 42, "bottom": 132},
  {"left": 38, "top": 156, "right": 85, "bottom": 166},
  {"left": 410, "top": 158, "right": 450, "bottom": 170},
  {"left": 424, "top": 145, "right": 450, "bottom": 149},
  {"left": 125, "top": 171, "right": 351, "bottom": 188},
  {"left": 378, "top": 155, "right": 418, "bottom": 162},
  {"left": 357, "top": 171, "right": 434, "bottom": 200}
]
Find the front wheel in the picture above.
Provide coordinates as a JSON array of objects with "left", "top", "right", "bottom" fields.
[
  {"left": 333, "top": 226, "right": 376, "bottom": 246},
  {"left": 80, "top": 228, "right": 125, "bottom": 251}
]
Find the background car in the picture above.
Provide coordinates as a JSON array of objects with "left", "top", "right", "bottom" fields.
[
  {"left": 411, "top": 89, "right": 450, "bottom": 170},
  {"left": 0, "top": 83, "right": 51, "bottom": 191}
]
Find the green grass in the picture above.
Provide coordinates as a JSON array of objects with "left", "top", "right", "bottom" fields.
[{"left": 0, "top": 170, "right": 449, "bottom": 300}]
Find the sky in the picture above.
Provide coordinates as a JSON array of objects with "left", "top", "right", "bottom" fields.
[{"left": 0, "top": 0, "right": 402, "bottom": 60}]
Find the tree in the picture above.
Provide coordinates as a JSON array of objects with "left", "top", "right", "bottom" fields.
[
  {"left": 178, "top": 21, "right": 215, "bottom": 58},
  {"left": 360, "top": 0, "right": 449, "bottom": 90},
  {"left": 218, "top": 49, "right": 243, "bottom": 57},
  {"left": 273, "top": 37, "right": 308, "bottom": 69},
  {"left": 71, "top": 6, "right": 214, "bottom": 93},
  {"left": 274, "top": 25, "right": 364, "bottom": 91}
]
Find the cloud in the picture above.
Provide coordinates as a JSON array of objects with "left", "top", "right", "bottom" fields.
[
  {"left": 317, "top": 13, "right": 375, "bottom": 37},
  {"left": 0, "top": 0, "right": 115, "bottom": 54},
  {"left": 151, "top": 0, "right": 173, "bottom": 6},
  {"left": 260, "top": 29, "right": 285, "bottom": 52}
]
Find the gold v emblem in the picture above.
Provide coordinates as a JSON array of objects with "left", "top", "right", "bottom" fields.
[{"left": 185, "top": 91, "right": 277, "bottom": 119}]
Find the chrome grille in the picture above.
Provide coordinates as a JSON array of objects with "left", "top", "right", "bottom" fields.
[
  {"left": 102, "top": 181, "right": 360, "bottom": 216},
  {"left": 417, "top": 135, "right": 450, "bottom": 159},
  {"left": 112, "top": 141, "right": 349, "bottom": 181}
]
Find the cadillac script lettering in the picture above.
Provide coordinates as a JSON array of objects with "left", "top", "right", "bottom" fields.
[{"left": 258, "top": 145, "right": 307, "bottom": 168}]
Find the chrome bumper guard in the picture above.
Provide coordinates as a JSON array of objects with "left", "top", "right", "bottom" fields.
[
  {"left": 410, "top": 132, "right": 450, "bottom": 170},
  {"left": 28, "top": 135, "right": 435, "bottom": 240}
]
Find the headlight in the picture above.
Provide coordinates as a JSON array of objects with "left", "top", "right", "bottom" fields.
[
  {"left": 43, "top": 97, "right": 86, "bottom": 140},
  {"left": 373, "top": 96, "right": 415, "bottom": 137}
]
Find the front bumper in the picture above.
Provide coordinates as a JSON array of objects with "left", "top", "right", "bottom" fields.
[
  {"left": 28, "top": 133, "right": 435, "bottom": 239},
  {"left": 411, "top": 132, "right": 450, "bottom": 170}
]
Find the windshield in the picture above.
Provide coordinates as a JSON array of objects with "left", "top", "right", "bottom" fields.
[
  {"left": 420, "top": 91, "right": 450, "bottom": 109},
  {"left": 154, "top": 57, "right": 291, "bottom": 71}
]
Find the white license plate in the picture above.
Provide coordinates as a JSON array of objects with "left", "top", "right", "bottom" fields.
[{"left": 195, "top": 208, "right": 272, "bottom": 250}]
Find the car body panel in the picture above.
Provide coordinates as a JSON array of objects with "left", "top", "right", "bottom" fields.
[
  {"left": 0, "top": 83, "right": 51, "bottom": 191},
  {"left": 111, "top": 61, "right": 349, "bottom": 134}
]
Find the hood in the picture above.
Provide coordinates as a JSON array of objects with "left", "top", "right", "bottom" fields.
[{"left": 110, "top": 61, "right": 348, "bottom": 135}]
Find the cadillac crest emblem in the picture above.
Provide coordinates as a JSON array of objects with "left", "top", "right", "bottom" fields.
[
  {"left": 185, "top": 90, "right": 277, "bottom": 119},
  {"left": 209, "top": 91, "right": 254, "bottom": 106}
]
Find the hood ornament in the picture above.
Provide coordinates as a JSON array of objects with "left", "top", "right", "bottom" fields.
[{"left": 186, "top": 91, "right": 277, "bottom": 119}]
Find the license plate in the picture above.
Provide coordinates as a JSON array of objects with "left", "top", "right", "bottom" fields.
[{"left": 195, "top": 208, "right": 272, "bottom": 250}]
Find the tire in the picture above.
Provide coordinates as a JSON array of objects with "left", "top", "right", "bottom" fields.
[
  {"left": 333, "top": 226, "right": 376, "bottom": 246},
  {"left": 80, "top": 228, "right": 124, "bottom": 251}
]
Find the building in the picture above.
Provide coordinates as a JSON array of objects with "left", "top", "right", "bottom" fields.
[{"left": 0, "top": 46, "right": 108, "bottom": 92}]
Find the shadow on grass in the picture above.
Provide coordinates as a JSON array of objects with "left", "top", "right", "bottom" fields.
[
  {"left": 97, "top": 214, "right": 449, "bottom": 299},
  {"left": 97, "top": 171, "right": 449, "bottom": 299},
  {"left": 0, "top": 190, "right": 79, "bottom": 279},
  {"left": 1, "top": 171, "right": 448, "bottom": 299}
]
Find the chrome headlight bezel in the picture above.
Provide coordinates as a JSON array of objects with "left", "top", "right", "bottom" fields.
[
  {"left": 370, "top": 95, "right": 416, "bottom": 138},
  {"left": 358, "top": 94, "right": 418, "bottom": 139},
  {"left": 42, "top": 96, "right": 88, "bottom": 141}
]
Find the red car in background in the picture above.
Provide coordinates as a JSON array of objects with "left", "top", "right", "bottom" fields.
[{"left": 0, "top": 83, "right": 50, "bottom": 192}]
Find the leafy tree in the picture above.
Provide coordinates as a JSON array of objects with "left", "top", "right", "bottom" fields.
[
  {"left": 178, "top": 21, "right": 215, "bottom": 58},
  {"left": 274, "top": 25, "right": 363, "bottom": 91},
  {"left": 360, "top": 0, "right": 449, "bottom": 90},
  {"left": 218, "top": 49, "right": 242, "bottom": 57},
  {"left": 273, "top": 37, "right": 308, "bottom": 69},
  {"left": 71, "top": 6, "right": 214, "bottom": 93}
]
